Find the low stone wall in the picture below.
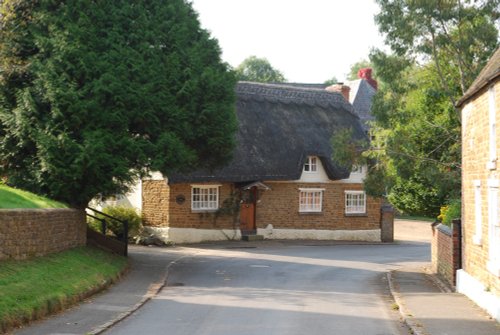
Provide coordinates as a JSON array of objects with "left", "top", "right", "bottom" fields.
[
  {"left": 431, "top": 220, "right": 461, "bottom": 287},
  {"left": 380, "top": 205, "right": 394, "bottom": 242},
  {"left": 0, "top": 209, "right": 87, "bottom": 260}
]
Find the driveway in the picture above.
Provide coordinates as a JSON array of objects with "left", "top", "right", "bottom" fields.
[{"left": 104, "top": 220, "right": 432, "bottom": 335}]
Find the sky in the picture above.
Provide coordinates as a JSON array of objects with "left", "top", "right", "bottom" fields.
[{"left": 189, "top": 0, "right": 386, "bottom": 84}]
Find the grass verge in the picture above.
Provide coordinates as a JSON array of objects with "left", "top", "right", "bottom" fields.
[
  {"left": 0, "top": 184, "right": 67, "bottom": 209},
  {"left": 0, "top": 246, "right": 128, "bottom": 333}
]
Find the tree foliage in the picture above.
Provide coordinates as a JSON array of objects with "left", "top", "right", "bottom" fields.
[
  {"left": 88, "top": 205, "right": 142, "bottom": 238},
  {"left": 0, "top": 0, "right": 237, "bottom": 207},
  {"left": 363, "top": 0, "right": 498, "bottom": 216},
  {"left": 331, "top": 128, "right": 368, "bottom": 170},
  {"left": 235, "top": 56, "right": 286, "bottom": 83},
  {"left": 362, "top": 60, "right": 463, "bottom": 215},
  {"left": 375, "top": 0, "right": 499, "bottom": 101},
  {"left": 324, "top": 76, "right": 339, "bottom": 86}
]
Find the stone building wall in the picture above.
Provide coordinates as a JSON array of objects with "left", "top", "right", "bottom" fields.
[
  {"left": 142, "top": 180, "right": 170, "bottom": 227},
  {"left": 461, "top": 80, "right": 500, "bottom": 298},
  {"left": 141, "top": 180, "right": 383, "bottom": 242},
  {"left": 256, "top": 181, "right": 382, "bottom": 231},
  {"left": 168, "top": 183, "right": 236, "bottom": 230}
]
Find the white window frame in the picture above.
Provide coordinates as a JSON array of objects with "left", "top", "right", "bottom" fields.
[
  {"left": 299, "top": 188, "right": 324, "bottom": 213},
  {"left": 345, "top": 190, "right": 366, "bottom": 214},
  {"left": 487, "top": 179, "right": 500, "bottom": 276},
  {"left": 351, "top": 165, "right": 364, "bottom": 174},
  {"left": 303, "top": 156, "right": 318, "bottom": 173},
  {"left": 191, "top": 185, "right": 220, "bottom": 211},
  {"left": 488, "top": 85, "right": 497, "bottom": 170},
  {"left": 473, "top": 180, "right": 482, "bottom": 245}
]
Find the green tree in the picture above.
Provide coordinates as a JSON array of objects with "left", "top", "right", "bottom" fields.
[
  {"left": 324, "top": 76, "right": 339, "bottom": 86},
  {"left": 235, "top": 56, "right": 286, "bottom": 83},
  {"left": 0, "top": 0, "right": 237, "bottom": 208},
  {"left": 360, "top": 0, "right": 498, "bottom": 216},
  {"left": 363, "top": 59, "right": 462, "bottom": 216},
  {"left": 375, "top": 0, "right": 498, "bottom": 104}
]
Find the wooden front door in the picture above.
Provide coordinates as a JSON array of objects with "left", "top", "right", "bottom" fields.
[{"left": 240, "top": 187, "right": 257, "bottom": 234}]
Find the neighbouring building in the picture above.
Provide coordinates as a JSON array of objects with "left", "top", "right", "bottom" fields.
[
  {"left": 346, "top": 68, "right": 377, "bottom": 133},
  {"left": 279, "top": 68, "right": 378, "bottom": 133},
  {"left": 133, "top": 81, "right": 386, "bottom": 244},
  {"left": 457, "top": 47, "right": 500, "bottom": 321}
]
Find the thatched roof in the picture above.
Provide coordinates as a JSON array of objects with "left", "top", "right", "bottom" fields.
[
  {"left": 273, "top": 82, "right": 328, "bottom": 90},
  {"left": 168, "top": 81, "right": 366, "bottom": 184},
  {"left": 457, "top": 48, "right": 500, "bottom": 108}
]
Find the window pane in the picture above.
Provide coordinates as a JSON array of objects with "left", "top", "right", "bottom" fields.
[
  {"left": 311, "top": 157, "right": 317, "bottom": 171},
  {"left": 192, "top": 187, "right": 218, "bottom": 210},
  {"left": 304, "top": 157, "right": 318, "bottom": 172},
  {"left": 299, "top": 190, "right": 322, "bottom": 212},
  {"left": 345, "top": 192, "right": 365, "bottom": 214}
]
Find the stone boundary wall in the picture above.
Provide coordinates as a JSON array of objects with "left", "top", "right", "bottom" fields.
[
  {"left": 0, "top": 209, "right": 86, "bottom": 260},
  {"left": 380, "top": 205, "right": 394, "bottom": 242},
  {"left": 431, "top": 220, "right": 462, "bottom": 287}
]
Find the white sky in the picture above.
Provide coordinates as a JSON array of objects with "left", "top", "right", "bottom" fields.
[{"left": 189, "top": 0, "right": 386, "bottom": 83}]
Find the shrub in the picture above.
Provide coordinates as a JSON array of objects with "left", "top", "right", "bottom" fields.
[
  {"left": 88, "top": 206, "right": 142, "bottom": 238},
  {"left": 438, "top": 199, "right": 461, "bottom": 226}
]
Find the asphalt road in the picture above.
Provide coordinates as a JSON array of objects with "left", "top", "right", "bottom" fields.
[{"left": 105, "top": 221, "right": 431, "bottom": 335}]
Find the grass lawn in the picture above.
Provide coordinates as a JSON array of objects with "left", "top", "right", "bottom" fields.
[
  {"left": 0, "top": 247, "right": 128, "bottom": 332},
  {"left": 0, "top": 184, "right": 67, "bottom": 209}
]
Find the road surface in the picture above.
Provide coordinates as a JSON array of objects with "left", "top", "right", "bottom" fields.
[{"left": 105, "top": 220, "right": 430, "bottom": 335}]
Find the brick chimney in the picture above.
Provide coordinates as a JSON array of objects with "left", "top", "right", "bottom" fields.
[
  {"left": 325, "top": 83, "right": 350, "bottom": 102},
  {"left": 358, "top": 68, "right": 378, "bottom": 90}
]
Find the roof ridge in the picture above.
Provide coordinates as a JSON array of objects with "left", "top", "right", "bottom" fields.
[
  {"left": 238, "top": 81, "right": 327, "bottom": 93},
  {"left": 457, "top": 47, "right": 500, "bottom": 107},
  {"left": 236, "top": 81, "right": 355, "bottom": 114}
]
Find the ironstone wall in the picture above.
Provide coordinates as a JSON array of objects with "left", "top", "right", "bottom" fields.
[
  {"left": 431, "top": 219, "right": 462, "bottom": 287},
  {"left": 0, "top": 209, "right": 86, "bottom": 260}
]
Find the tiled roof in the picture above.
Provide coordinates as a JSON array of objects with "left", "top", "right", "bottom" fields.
[
  {"left": 346, "top": 79, "right": 376, "bottom": 131},
  {"left": 457, "top": 48, "right": 500, "bottom": 107}
]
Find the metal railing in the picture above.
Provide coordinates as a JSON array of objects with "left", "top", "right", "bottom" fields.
[{"left": 86, "top": 206, "right": 128, "bottom": 256}]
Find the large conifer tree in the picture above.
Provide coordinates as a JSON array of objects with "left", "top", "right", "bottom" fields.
[{"left": 0, "top": 0, "right": 237, "bottom": 207}]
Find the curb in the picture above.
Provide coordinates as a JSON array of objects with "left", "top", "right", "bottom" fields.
[
  {"left": 386, "top": 271, "right": 428, "bottom": 335},
  {"left": 424, "top": 267, "right": 453, "bottom": 293},
  {"left": 88, "top": 253, "right": 192, "bottom": 335}
]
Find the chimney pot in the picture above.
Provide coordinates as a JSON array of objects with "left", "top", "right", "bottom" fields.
[
  {"left": 325, "top": 84, "right": 350, "bottom": 102},
  {"left": 357, "top": 67, "right": 378, "bottom": 90}
]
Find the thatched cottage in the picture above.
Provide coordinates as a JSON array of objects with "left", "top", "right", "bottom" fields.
[{"left": 114, "top": 81, "right": 384, "bottom": 244}]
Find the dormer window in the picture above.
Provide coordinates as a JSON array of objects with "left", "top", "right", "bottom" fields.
[
  {"left": 351, "top": 165, "right": 363, "bottom": 174},
  {"left": 303, "top": 156, "right": 318, "bottom": 173}
]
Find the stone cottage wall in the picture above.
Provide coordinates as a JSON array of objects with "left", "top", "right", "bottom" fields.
[
  {"left": 0, "top": 209, "right": 86, "bottom": 260},
  {"left": 168, "top": 183, "right": 236, "bottom": 230},
  {"left": 142, "top": 180, "right": 170, "bottom": 227},
  {"left": 142, "top": 181, "right": 237, "bottom": 230},
  {"left": 256, "top": 181, "right": 382, "bottom": 231},
  {"left": 141, "top": 180, "right": 384, "bottom": 242}
]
